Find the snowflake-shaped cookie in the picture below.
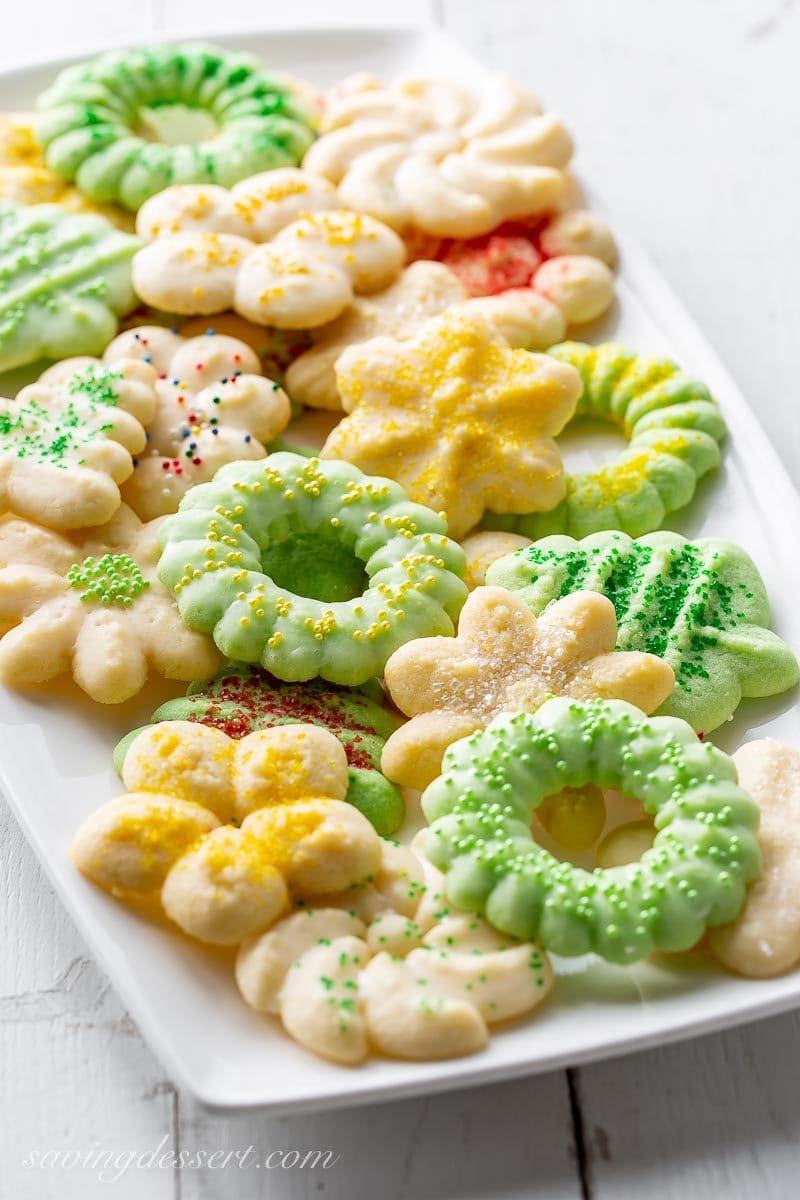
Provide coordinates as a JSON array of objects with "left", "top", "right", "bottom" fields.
[
  {"left": 0, "top": 360, "right": 156, "bottom": 529},
  {"left": 304, "top": 73, "right": 573, "bottom": 238},
  {"left": 132, "top": 167, "right": 405, "bottom": 327},
  {"left": 321, "top": 311, "right": 582, "bottom": 538},
  {"left": 381, "top": 585, "right": 676, "bottom": 789},
  {"left": 0, "top": 507, "right": 220, "bottom": 702},
  {"left": 80, "top": 325, "right": 290, "bottom": 519},
  {"left": 71, "top": 720, "right": 382, "bottom": 945}
]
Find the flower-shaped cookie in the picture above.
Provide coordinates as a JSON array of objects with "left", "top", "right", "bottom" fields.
[
  {"left": 0, "top": 507, "right": 220, "bottom": 702},
  {"left": 381, "top": 585, "right": 676, "bottom": 789},
  {"left": 285, "top": 260, "right": 584, "bottom": 412},
  {"left": 132, "top": 168, "right": 406, "bottom": 327},
  {"left": 304, "top": 73, "right": 573, "bottom": 238},
  {"left": 321, "top": 311, "right": 582, "bottom": 538},
  {"left": 72, "top": 720, "right": 382, "bottom": 944},
  {"left": 709, "top": 739, "right": 800, "bottom": 979},
  {"left": 0, "top": 360, "right": 156, "bottom": 529},
  {"left": 75, "top": 325, "right": 290, "bottom": 520},
  {"left": 235, "top": 834, "right": 553, "bottom": 1064}
]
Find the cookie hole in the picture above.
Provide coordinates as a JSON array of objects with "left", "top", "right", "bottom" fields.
[
  {"left": 136, "top": 103, "right": 219, "bottom": 147},
  {"left": 259, "top": 533, "right": 368, "bottom": 604},
  {"left": 532, "top": 786, "right": 654, "bottom": 870},
  {"left": 558, "top": 413, "right": 628, "bottom": 474}
]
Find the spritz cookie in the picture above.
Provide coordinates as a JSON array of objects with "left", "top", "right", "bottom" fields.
[
  {"left": 72, "top": 720, "right": 381, "bottom": 943},
  {"left": 381, "top": 585, "right": 674, "bottom": 790},
  {"left": 98, "top": 325, "right": 291, "bottom": 519},
  {"left": 0, "top": 200, "right": 139, "bottom": 372},
  {"left": 122, "top": 665, "right": 405, "bottom": 835},
  {"left": 321, "top": 312, "right": 582, "bottom": 539},
  {"left": 0, "top": 359, "right": 156, "bottom": 530},
  {"left": 422, "top": 698, "right": 761, "bottom": 963},
  {"left": 304, "top": 73, "right": 572, "bottom": 238},
  {"left": 132, "top": 169, "right": 405, "bottom": 325},
  {"left": 157, "top": 452, "right": 468, "bottom": 685},
  {"left": 37, "top": 44, "right": 316, "bottom": 210},
  {"left": 485, "top": 342, "right": 727, "bottom": 538},
  {"left": 487, "top": 531, "right": 799, "bottom": 732},
  {"left": 0, "top": 507, "right": 220, "bottom": 703}
]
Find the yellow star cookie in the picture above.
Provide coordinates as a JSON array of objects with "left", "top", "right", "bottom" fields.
[
  {"left": 381, "top": 585, "right": 676, "bottom": 789},
  {"left": 321, "top": 312, "right": 582, "bottom": 539}
]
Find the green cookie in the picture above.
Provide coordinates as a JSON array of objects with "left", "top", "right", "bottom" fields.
[
  {"left": 422, "top": 698, "right": 761, "bottom": 964},
  {"left": 114, "top": 665, "right": 405, "bottom": 837},
  {"left": 38, "top": 43, "right": 316, "bottom": 211},
  {"left": 486, "top": 530, "right": 799, "bottom": 732},
  {"left": 0, "top": 200, "right": 139, "bottom": 372},
  {"left": 484, "top": 342, "right": 726, "bottom": 539}
]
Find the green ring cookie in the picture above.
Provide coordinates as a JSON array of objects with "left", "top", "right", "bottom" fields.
[
  {"left": 486, "top": 530, "right": 799, "bottom": 733},
  {"left": 484, "top": 342, "right": 726, "bottom": 539},
  {"left": 37, "top": 43, "right": 317, "bottom": 211},
  {"left": 422, "top": 697, "right": 761, "bottom": 964},
  {"left": 113, "top": 666, "right": 406, "bottom": 837},
  {"left": 157, "top": 452, "right": 468, "bottom": 686}
]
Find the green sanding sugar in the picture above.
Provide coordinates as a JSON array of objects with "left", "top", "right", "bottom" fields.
[
  {"left": 67, "top": 553, "right": 150, "bottom": 607},
  {"left": 66, "top": 365, "right": 123, "bottom": 406}
]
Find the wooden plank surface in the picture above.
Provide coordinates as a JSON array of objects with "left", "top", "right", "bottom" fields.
[{"left": 2, "top": 2, "right": 800, "bottom": 1197}]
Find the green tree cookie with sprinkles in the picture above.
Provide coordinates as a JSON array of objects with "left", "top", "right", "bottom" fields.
[
  {"left": 484, "top": 342, "right": 726, "bottom": 539},
  {"left": 422, "top": 697, "right": 762, "bottom": 964},
  {"left": 157, "top": 452, "right": 468, "bottom": 686},
  {"left": 113, "top": 665, "right": 406, "bottom": 836},
  {"left": 0, "top": 200, "right": 140, "bottom": 372},
  {"left": 0, "top": 358, "right": 158, "bottom": 530},
  {"left": 486, "top": 530, "right": 799, "bottom": 732},
  {"left": 0, "top": 505, "right": 220, "bottom": 703}
]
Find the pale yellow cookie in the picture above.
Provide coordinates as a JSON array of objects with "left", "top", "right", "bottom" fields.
[
  {"left": 0, "top": 509, "right": 220, "bottom": 703},
  {"left": 133, "top": 168, "right": 405, "bottom": 328},
  {"left": 305, "top": 74, "right": 572, "bottom": 238},
  {"left": 100, "top": 326, "right": 291, "bottom": 519},
  {"left": 381, "top": 586, "right": 676, "bottom": 789},
  {"left": 321, "top": 311, "right": 583, "bottom": 538},
  {"left": 709, "top": 739, "right": 800, "bottom": 978},
  {"left": 0, "top": 360, "right": 157, "bottom": 530},
  {"left": 460, "top": 530, "right": 532, "bottom": 589}
]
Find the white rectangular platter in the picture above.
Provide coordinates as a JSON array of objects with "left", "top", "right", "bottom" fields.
[{"left": 1, "top": 20, "right": 800, "bottom": 1113}]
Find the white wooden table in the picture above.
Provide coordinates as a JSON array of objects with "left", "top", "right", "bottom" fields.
[{"left": 3, "top": 2, "right": 800, "bottom": 1195}]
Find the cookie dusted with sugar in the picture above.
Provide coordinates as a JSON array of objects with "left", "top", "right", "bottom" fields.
[
  {"left": 487, "top": 531, "right": 799, "bottom": 731},
  {"left": 96, "top": 325, "right": 290, "bottom": 519},
  {"left": 0, "top": 359, "right": 156, "bottom": 530},
  {"left": 132, "top": 168, "right": 405, "bottom": 326},
  {"left": 0, "top": 507, "right": 220, "bottom": 703},
  {"left": 0, "top": 200, "right": 139, "bottom": 372},
  {"left": 72, "top": 721, "right": 382, "bottom": 944},
  {"left": 37, "top": 44, "right": 317, "bottom": 211},
  {"left": 422, "top": 698, "right": 762, "bottom": 963},
  {"left": 321, "top": 311, "right": 582, "bottom": 538},
  {"left": 157, "top": 452, "right": 468, "bottom": 686},
  {"left": 304, "top": 73, "right": 572, "bottom": 238},
  {"left": 381, "top": 585, "right": 675, "bottom": 790},
  {"left": 118, "top": 665, "right": 405, "bottom": 836}
]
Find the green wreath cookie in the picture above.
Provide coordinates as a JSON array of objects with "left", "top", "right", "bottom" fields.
[
  {"left": 486, "top": 530, "right": 799, "bottom": 732},
  {"left": 485, "top": 342, "right": 726, "bottom": 539},
  {"left": 422, "top": 698, "right": 761, "bottom": 963},
  {"left": 158, "top": 452, "right": 468, "bottom": 686},
  {"left": 37, "top": 43, "right": 317, "bottom": 211},
  {"left": 113, "top": 665, "right": 405, "bottom": 836}
]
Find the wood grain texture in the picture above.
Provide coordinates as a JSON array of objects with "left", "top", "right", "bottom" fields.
[{"left": 2, "top": 2, "right": 800, "bottom": 1197}]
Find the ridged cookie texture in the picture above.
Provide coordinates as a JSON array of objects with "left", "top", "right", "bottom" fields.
[
  {"left": 486, "top": 531, "right": 799, "bottom": 732},
  {"left": 0, "top": 199, "right": 139, "bottom": 372}
]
